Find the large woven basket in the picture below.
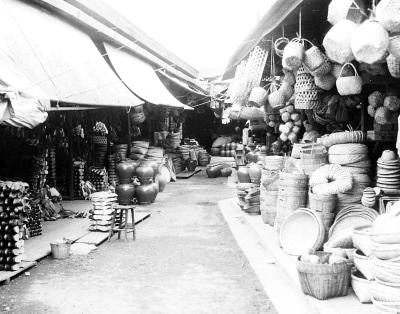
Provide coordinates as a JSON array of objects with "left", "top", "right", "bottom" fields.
[
  {"left": 309, "top": 190, "right": 336, "bottom": 213},
  {"left": 387, "top": 54, "right": 400, "bottom": 78},
  {"left": 282, "top": 38, "right": 305, "bottom": 71},
  {"left": 303, "top": 43, "right": 326, "bottom": 71},
  {"left": 328, "top": 0, "right": 366, "bottom": 25},
  {"left": 376, "top": 0, "right": 400, "bottom": 32},
  {"left": 336, "top": 63, "right": 362, "bottom": 96},
  {"left": 268, "top": 83, "right": 285, "bottom": 109},
  {"left": 300, "top": 152, "right": 328, "bottom": 175},
  {"left": 295, "top": 66, "right": 321, "bottom": 109},
  {"left": 323, "top": 19, "right": 357, "bottom": 64},
  {"left": 297, "top": 251, "right": 351, "bottom": 300}
]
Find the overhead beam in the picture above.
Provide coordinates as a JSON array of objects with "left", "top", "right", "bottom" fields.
[{"left": 27, "top": 0, "right": 205, "bottom": 92}]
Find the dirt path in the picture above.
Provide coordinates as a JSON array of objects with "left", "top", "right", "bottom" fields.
[{"left": 0, "top": 173, "right": 276, "bottom": 314}]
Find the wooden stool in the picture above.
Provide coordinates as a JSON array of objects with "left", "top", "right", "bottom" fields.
[{"left": 108, "top": 204, "right": 136, "bottom": 241}]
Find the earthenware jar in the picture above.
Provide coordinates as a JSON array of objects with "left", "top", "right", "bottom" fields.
[
  {"left": 115, "top": 160, "right": 138, "bottom": 184},
  {"left": 237, "top": 166, "right": 251, "bottom": 183},
  {"left": 115, "top": 183, "right": 135, "bottom": 205},
  {"left": 136, "top": 164, "right": 154, "bottom": 184}
]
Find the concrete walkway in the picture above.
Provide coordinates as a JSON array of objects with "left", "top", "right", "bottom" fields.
[{"left": 0, "top": 173, "right": 275, "bottom": 314}]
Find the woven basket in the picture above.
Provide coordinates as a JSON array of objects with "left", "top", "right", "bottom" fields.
[
  {"left": 296, "top": 252, "right": 351, "bottom": 300},
  {"left": 93, "top": 135, "right": 107, "bottom": 145},
  {"left": 310, "top": 60, "right": 332, "bottom": 77},
  {"left": 309, "top": 190, "right": 336, "bottom": 213},
  {"left": 278, "top": 82, "right": 294, "bottom": 100},
  {"left": 328, "top": 0, "right": 366, "bottom": 25},
  {"left": 248, "top": 87, "right": 268, "bottom": 107},
  {"left": 282, "top": 38, "right": 305, "bottom": 71},
  {"left": 351, "top": 271, "right": 372, "bottom": 304},
  {"left": 376, "top": 0, "right": 400, "bottom": 32},
  {"left": 336, "top": 63, "right": 362, "bottom": 96},
  {"left": 315, "top": 73, "right": 336, "bottom": 91},
  {"left": 274, "top": 37, "right": 289, "bottom": 57},
  {"left": 295, "top": 66, "right": 321, "bottom": 109},
  {"left": 260, "top": 190, "right": 278, "bottom": 226},
  {"left": 279, "top": 171, "right": 308, "bottom": 188},
  {"left": 268, "top": 83, "right": 285, "bottom": 109},
  {"left": 351, "top": 20, "right": 390, "bottom": 64},
  {"left": 387, "top": 54, "right": 400, "bottom": 78},
  {"left": 323, "top": 19, "right": 357, "bottom": 64},
  {"left": 303, "top": 43, "right": 326, "bottom": 71},
  {"left": 389, "top": 36, "right": 400, "bottom": 58},
  {"left": 300, "top": 151, "right": 328, "bottom": 176}
]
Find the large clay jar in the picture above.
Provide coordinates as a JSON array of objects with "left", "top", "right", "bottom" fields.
[
  {"left": 248, "top": 164, "right": 262, "bottom": 184},
  {"left": 140, "top": 160, "right": 159, "bottom": 179},
  {"left": 136, "top": 182, "right": 157, "bottom": 204},
  {"left": 237, "top": 166, "right": 251, "bottom": 183},
  {"left": 136, "top": 164, "right": 154, "bottom": 184},
  {"left": 156, "top": 173, "right": 168, "bottom": 192},
  {"left": 115, "top": 183, "right": 135, "bottom": 205},
  {"left": 116, "top": 160, "right": 138, "bottom": 184},
  {"left": 206, "top": 165, "right": 223, "bottom": 178},
  {"left": 150, "top": 181, "right": 159, "bottom": 203}
]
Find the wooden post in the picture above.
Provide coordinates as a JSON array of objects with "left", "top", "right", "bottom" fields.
[{"left": 67, "top": 114, "right": 74, "bottom": 200}]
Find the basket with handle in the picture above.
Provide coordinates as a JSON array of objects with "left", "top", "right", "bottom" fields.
[
  {"left": 268, "top": 82, "right": 285, "bottom": 109},
  {"left": 282, "top": 38, "right": 305, "bottom": 71},
  {"left": 303, "top": 39, "right": 327, "bottom": 71},
  {"left": 336, "top": 63, "right": 362, "bottom": 96},
  {"left": 274, "top": 37, "right": 290, "bottom": 58},
  {"left": 387, "top": 54, "right": 400, "bottom": 78},
  {"left": 328, "top": 0, "right": 367, "bottom": 25},
  {"left": 297, "top": 251, "right": 352, "bottom": 300}
]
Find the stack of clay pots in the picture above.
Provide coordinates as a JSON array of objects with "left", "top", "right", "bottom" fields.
[
  {"left": 27, "top": 200, "right": 42, "bottom": 237},
  {"left": 135, "top": 163, "right": 159, "bottom": 205},
  {"left": 115, "top": 160, "right": 138, "bottom": 205}
]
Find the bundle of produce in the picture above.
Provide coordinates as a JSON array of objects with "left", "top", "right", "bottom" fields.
[
  {"left": 86, "top": 167, "right": 108, "bottom": 192},
  {"left": 73, "top": 161, "right": 85, "bottom": 198},
  {"left": 368, "top": 202, "right": 400, "bottom": 311},
  {"left": 278, "top": 104, "right": 302, "bottom": 144},
  {"left": 0, "top": 181, "right": 29, "bottom": 271},
  {"left": 89, "top": 191, "right": 117, "bottom": 232},
  {"left": 27, "top": 200, "right": 42, "bottom": 237},
  {"left": 376, "top": 150, "right": 400, "bottom": 194},
  {"left": 367, "top": 91, "right": 400, "bottom": 127}
]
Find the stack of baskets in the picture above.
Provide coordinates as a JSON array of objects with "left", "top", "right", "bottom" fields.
[
  {"left": 129, "top": 141, "right": 149, "bottom": 160},
  {"left": 275, "top": 172, "right": 308, "bottom": 232},
  {"left": 308, "top": 191, "right": 336, "bottom": 239},
  {"left": 107, "top": 155, "right": 117, "bottom": 185},
  {"left": 294, "top": 66, "right": 321, "bottom": 110},
  {"left": 73, "top": 161, "right": 85, "bottom": 198},
  {"left": 300, "top": 145, "right": 328, "bottom": 176},
  {"left": 87, "top": 167, "right": 108, "bottom": 192},
  {"left": 89, "top": 191, "right": 117, "bottom": 232}
]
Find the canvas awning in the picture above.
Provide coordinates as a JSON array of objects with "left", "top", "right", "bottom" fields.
[
  {"left": 103, "top": 43, "right": 193, "bottom": 110},
  {"left": 0, "top": 0, "right": 143, "bottom": 107}
]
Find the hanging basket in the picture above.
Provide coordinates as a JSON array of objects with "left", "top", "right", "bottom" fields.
[
  {"left": 282, "top": 38, "right": 305, "bottom": 71},
  {"left": 268, "top": 83, "right": 285, "bottom": 109},
  {"left": 376, "top": 0, "right": 400, "bottom": 32},
  {"left": 279, "top": 82, "right": 294, "bottom": 100},
  {"left": 336, "top": 63, "right": 362, "bottom": 96},
  {"left": 351, "top": 20, "right": 389, "bottom": 64},
  {"left": 389, "top": 36, "right": 400, "bottom": 59},
  {"left": 274, "top": 37, "right": 290, "bottom": 58},
  {"left": 248, "top": 87, "right": 268, "bottom": 107},
  {"left": 328, "top": 0, "right": 367, "bottom": 25},
  {"left": 310, "top": 60, "right": 332, "bottom": 77},
  {"left": 323, "top": 19, "right": 357, "bottom": 64},
  {"left": 303, "top": 41, "right": 327, "bottom": 71},
  {"left": 387, "top": 54, "right": 400, "bottom": 78}
]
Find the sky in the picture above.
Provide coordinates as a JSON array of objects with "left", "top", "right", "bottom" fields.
[{"left": 102, "top": 0, "right": 275, "bottom": 78}]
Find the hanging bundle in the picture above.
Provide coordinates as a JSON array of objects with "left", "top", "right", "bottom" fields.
[
  {"left": 294, "top": 66, "right": 321, "bottom": 109},
  {"left": 274, "top": 37, "right": 290, "bottom": 58},
  {"left": 282, "top": 38, "right": 305, "bottom": 71},
  {"left": 268, "top": 82, "right": 285, "bottom": 109},
  {"left": 376, "top": 0, "right": 400, "bottom": 32},
  {"left": 389, "top": 36, "right": 400, "bottom": 59},
  {"left": 248, "top": 87, "right": 268, "bottom": 107},
  {"left": 327, "top": 0, "right": 367, "bottom": 25},
  {"left": 323, "top": 19, "right": 357, "bottom": 64},
  {"left": 351, "top": 19, "right": 389, "bottom": 64},
  {"left": 279, "top": 82, "right": 294, "bottom": 100},
  {"left": 315, "top": 73, "right": 336, "bottom": 91},
  {"left": 386, "top": 54, "right": 400, "bottom": 78},
  {"left": 336, "top": 63, "right": 362, "bottom": 96}
]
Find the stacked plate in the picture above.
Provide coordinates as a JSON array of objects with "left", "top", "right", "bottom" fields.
[
  {"left": 376, "top": 158, "right": 400, "bottom": 194},
  {"left": 89, "top": 191, "right": 117, "bottom": 232}
]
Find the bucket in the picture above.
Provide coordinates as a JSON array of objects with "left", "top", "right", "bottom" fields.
[{"left": 50, "top": 243, "right": 71, "bottom": 259}]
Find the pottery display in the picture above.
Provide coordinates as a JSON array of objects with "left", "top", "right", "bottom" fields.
[
  {"left": 140, "top": 160, "right": 159, "bottom": 179},
  {"left": 136, "top": 181, "right": 158, "bottom": 204},
  {"left": 115, "top": 160, "right": 138, "bottom": 184},
  {"left": 136, "top": 164, "right": 155, "bottom": 184},
  {"left": 237, "top": 166, "right": 251, "bottom": 183},
  {"left": 115, "top": 183, "right": 135, "bottom": 205}
]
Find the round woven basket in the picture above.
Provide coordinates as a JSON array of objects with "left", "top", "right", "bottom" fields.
[
  {"left": 303, "top": 44, "right": 326, "bottom": 71},
  {"left": 309, "top": 190, "right": 337, "bottom": 214},
  {"left": 282, "top": 38, "right": 305, "bottom": 71},
  {"left": 274, "top": 37, "right": 290, "bottom": 57},
  {"left": 387, "top": 54, "right": 400, "bottom": 78},
  {"left": 248, "top": 87, "right": 268, "bottom": 107},
  {"left": 328, "top": 0, "right": 366, "bottom": 25},
  {"left": 376, "top": 0, "right": 400, "bottom": 32},
  {"left": 323, "top": 19, "right": 357, "bottom": 64},
  {"left": 336, "top": 63, "right": 362, "bottom": 96}
]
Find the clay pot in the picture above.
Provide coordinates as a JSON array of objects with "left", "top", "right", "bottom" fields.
[
  {"left": 206, "top": 165, "right": 223, "bottom": 178},
  {"left": 136, "top": 182, "right": 157, "bottom": 204},
  {"left": 220, "top": 150, "right": 226, "bottom": 157},
  {"left": 226, "top": 151, "right": 231, "bottom": 157},
  {"left": 211, "top": 147, "right": 220, "bottom": 156},
  {"left": 221, "top": 168, "right": 232, "bottom": 177},
  {"left": 140, "top": 160, "right": 159, "bottom": 178},
  {"left": 156, "top": 173, "right": 168, "bottom": 192},
  {"left": 246, "top": 151, "right": 257, "bottom": 163},
  {"left": 115, "top": 160, "right": 138, "bottom": 184},
  {"left": 135, "top": 164, "right": 154, "bottom": 184},
  {"left": 231, "top": 143, "right": 237, "bottom": 150},
  {"left": 237, "top": 166, "right": 251, "bottom": 183},
  {"left": 150, "top": 182, "right": 159, "bottom": 203},
  {"left": 230, "top": 150, "right": 236, "bottom": 157},
  {"left": 115, "top": 183, "right": 135, "bottom": 205},
  {"left": 248, "top": 164, "right": 262, "bottom": 183},
  {"left": 186, "top": 159, "right": 197, "bottom": 172}
]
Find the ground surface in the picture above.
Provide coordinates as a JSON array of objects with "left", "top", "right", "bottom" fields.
[{"left": 0, "top": 172, "right": 276, "bottom": 314}]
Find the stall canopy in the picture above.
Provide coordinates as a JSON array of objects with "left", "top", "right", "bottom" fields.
[
  {"left": 223, "top": 0, "right": 305, "bottom": 80},
  {"left": 0, "top": 0, "right": 143, "bottom": 107},
  {"left": 103, "top": 43, "right": 193, "bottom": 110}
]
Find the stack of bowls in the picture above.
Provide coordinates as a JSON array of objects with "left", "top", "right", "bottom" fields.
[
  {"left": 376, "top": 151, "right": 400, "bottom": 194},
  {"left": 361, "top": 187, "right": 379, "bottom": 208}
]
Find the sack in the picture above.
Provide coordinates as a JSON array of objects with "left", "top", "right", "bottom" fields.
[
  {"left": 336, "top": 63, "right": 362, "bottom": 96},
  {"left": 323, "top": 19, "right": 357, "bottom": 64},
  {"left": 376, "top": 0, "right": 400, "bottom": 32},
  {"left": 351, "top": 20, "right": 389, "bottom": 64}
]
